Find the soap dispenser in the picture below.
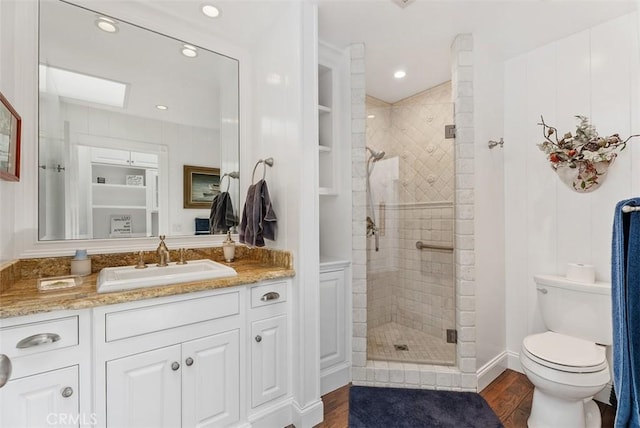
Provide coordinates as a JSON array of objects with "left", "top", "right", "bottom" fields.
[
  {"left": 223, "top": 231, "right": 236, "bottom": 263},
  {"left": 70, "top": 249, "right": 91, "bottom": 276}
]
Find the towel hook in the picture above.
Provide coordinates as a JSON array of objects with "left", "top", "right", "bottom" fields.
[
  {"left": 221, "top": 171, "right": 239, "bottom": 193},
  {"left": 488, "top": 138, "right": 504, "bottom": 149},
  {"left": 251, "top": 158, "right": 274, "bottom": 184}
]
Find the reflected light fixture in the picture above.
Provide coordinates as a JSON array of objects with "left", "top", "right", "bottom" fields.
[
  {"left": 39, "top": 64, "right": 127, "bottom": 108},
  {"left": 367, "top": 114, "right": 376, "bottom": 119},
  {"left": 156, "top": 105, "right": 168, "bottom": 110},
  {"left": 181, "top": 44, "right": 198, "bottom": 58},
  {"left": 95, "top": 16, "right": 118, "bottom": 33},
  {"left": 201, "top": 4, "right": 221, "bottom": 18},
  {"left": 394, "top": 70, "right": 406, "bottom": 79}
]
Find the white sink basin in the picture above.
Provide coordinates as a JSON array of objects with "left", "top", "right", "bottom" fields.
[{"left": 97, "top": 259, "right": 237, "bottom": 293}]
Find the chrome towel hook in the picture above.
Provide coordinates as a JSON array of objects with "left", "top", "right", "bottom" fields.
[
  {"left": 488, "top": 138, "right": 504, "bottom": 149},
  {"left": 251, "top": 158, "right": 274, "bottom": 184}
]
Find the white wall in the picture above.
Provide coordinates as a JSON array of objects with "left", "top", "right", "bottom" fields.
[
  {"left": 0, "top": 0, "right": 17, "bottom": 262},
  {"left": 504, "top": 11, "right": 640, "bottom": 367},
  {"left": 249, "top": 3, "right": 322, "bottom": 425},
  {"left": 473, "top": 34, "right": 507, "bottom": 383}
]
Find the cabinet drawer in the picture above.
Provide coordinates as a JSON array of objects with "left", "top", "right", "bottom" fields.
[
  {"left": 0, "top": 316, "right": 78, "bottom": 359},
  {"left": 105, "top": 291, "right": 239, "bottom": 342},
  {"left": 250, "top": 282, "right": 287, "bottom": 308}
]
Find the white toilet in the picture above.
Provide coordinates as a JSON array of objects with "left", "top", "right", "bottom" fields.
[{"left": 520, "top": 274, "right": 612, "bottom": 428}]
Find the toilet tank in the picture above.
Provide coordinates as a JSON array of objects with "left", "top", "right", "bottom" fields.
[{"left": 534, "top": 274, "right": 612, "bottom": 345}]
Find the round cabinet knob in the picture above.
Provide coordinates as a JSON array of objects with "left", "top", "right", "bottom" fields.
[
  {"left": 185, "top": 357, "right": 194, "bottom": 366},
  {"left": 61, "top": 387, "right": 73, "bottom": 398},
  {"left": 255, "top": 335, "right": 262, "bottom": 343},
  {"left": 171, "top": 362, "right": 180, "bottom": 371}
]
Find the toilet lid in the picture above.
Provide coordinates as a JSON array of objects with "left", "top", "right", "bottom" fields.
[{"left": 523, "top": 332, "right": 607, "bottom": 373}]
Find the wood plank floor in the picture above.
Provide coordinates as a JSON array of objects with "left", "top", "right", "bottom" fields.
[{"left": 314, "top": 369, "right": 616, "bottom": 427}]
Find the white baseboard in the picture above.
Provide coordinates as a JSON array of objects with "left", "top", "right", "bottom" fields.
[
  {"left": 321, "top": 362, "right": 351, "bottom": 395},
  {"left": 247, "top": 398, "right": 293, "bottom": 428},
  {"left": 477, "top": 352, "right": 508, "bottom": 392},
  {"left": 506, "top": 350, "right": 523, "bottom": 373},
  {"left": 292, "top": 398, "right": 324, "bottom": 428}
]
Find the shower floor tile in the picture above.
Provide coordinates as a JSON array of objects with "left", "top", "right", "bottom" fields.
[{"left": 367, "top": 322, "right": 456, "bottom": 365}]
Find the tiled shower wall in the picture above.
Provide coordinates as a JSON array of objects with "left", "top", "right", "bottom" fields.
[{"left": 366, "top": 82, "right": 455, "bottom": 340}]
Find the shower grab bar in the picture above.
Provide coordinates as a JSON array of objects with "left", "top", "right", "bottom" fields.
[
  {"left": 415, "top": 241, "right": 453, "bottom": 252},
  {"left": 622, "top": 205, "right": 640, "bottom": 213}
]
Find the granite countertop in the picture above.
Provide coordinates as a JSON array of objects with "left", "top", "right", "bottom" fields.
[{"left": 0, "top": 247, "right": 294, "bottom": 319}]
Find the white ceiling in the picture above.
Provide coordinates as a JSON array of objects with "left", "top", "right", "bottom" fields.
[{"left": 318, "top": 0, "right": 638, "bottom": 104}]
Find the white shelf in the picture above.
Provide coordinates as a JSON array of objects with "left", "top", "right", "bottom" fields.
[
  {"left": 92, "top": 183, "right": 146, "bottom": 190},
  {"left": 318, "top": 104, "right": 331, "bottom": 113},
  {"left": 92, "top": 205, "right": 147, "bottom": 210},
  {"left": 319, "top": 187, "right": 338, "bottom": 196},
  {"left": 318, "top": 145, "right": 332, "bottom": 153}
]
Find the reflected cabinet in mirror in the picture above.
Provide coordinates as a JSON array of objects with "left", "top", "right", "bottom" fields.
[{"left": 38, "top": 0, "right": 240, "bottom": 241}]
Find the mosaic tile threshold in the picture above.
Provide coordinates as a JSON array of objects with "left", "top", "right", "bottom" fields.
[{"left": 368, "top": 321, "right": 455, "bottom": 365}]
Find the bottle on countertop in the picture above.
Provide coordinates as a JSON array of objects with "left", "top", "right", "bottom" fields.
[
  {"left": 223, "top": 231, "right": 236, "bottom": 263},
  {"left": 70, "top": 249, "right": 92, "bottom": 276}
]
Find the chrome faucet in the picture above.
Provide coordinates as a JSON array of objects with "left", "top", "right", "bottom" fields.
[{"left": 157, "top": 235, "right": 170, "bottom": 267}]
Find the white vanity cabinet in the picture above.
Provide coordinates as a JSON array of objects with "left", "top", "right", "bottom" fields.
[
  {"left": 106, "top": 330, "right": 239, "bottom": 428},
  {"left": 0, "top": 311, "right": 91, "bottom": 428},
  {"left": 92, "top": 279, "right": 292, "bottom": 428},
  {"left": 95, "top": 289, "right": 242, "bottom": 428},
  {"left": 249, "top": 281, "right": 289, "bottom": 408}
]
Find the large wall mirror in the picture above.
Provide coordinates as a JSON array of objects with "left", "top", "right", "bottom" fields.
[{"left": 38, "top": 0, "right": 240, "bottom": 241}]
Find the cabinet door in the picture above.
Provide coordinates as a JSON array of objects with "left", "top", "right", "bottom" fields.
[
  {"left": 91, "top": 148, "right": 131, "bottom": 166},
  {"left": 320, "top": 270, "right": 346, "bottom": 370},
  {"left": 182, "top": 330, "right": 240, "bottom": 428},
  {"left": 251, "top": 315, "right": 287, "bottom": 408},
  {"left": 106, "top": 345, "right": 181, "bottom": 428},
  {"left": 130, "top": 152, "right": 158, "bottom": 168},
  {"left": 0, "top": 366, "right": 79, "bottom": 428}
]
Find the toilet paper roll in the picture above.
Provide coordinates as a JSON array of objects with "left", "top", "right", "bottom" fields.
[{"left": 566, "top": 263, "right": 596, "bottom": 283}]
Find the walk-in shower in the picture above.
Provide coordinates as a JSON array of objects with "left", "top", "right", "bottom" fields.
[{"left": 365, "top": 82, "right": 456, "bottom": 366}]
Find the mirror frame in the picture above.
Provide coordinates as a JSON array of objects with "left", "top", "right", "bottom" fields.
[{"left": 16, "top": 0, "right": 250, "bottom": 258}]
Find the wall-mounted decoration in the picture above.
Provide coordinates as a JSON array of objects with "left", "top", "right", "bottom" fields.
[
  {"left": 0, "top": 91, "right": 22, "bottom": 181},
  {"left": 183, "top": 165, "right": 220, "bottom": 209},
  {"left": 537, "top": 115, "right": 639, "bottom": 193}
]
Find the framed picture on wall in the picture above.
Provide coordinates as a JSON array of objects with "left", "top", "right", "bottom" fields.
[
  {"left": 183, "top": 165, "right": 220, "bottom": 209},
  {"left": 0, "top": 91, "right": 22, "bottom": 181}
]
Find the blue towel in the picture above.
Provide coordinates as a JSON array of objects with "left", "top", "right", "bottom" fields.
[
  {"left": 239, "top": 179, "right": 277, "bottom": 247},
  {"left": 612, "top": 197, "right": 640, "bottom": 427}
]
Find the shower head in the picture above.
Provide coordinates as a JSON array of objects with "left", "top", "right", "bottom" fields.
[{"left": 366, "top": 146, "right": 386, "bottom": 162}]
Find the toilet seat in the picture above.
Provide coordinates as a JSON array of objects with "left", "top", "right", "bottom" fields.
[{"left": 523, "top": 332, "right": 607, "bottom": 373}]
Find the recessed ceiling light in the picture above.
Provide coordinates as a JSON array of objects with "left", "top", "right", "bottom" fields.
[
  {"left": 181, "top": 44, "right": 198, "bottom": 58},
  {"left": 201, "top": 4, "right": 221, "bottom": 18},
  {"left": 367, "top": 114, "right": 376, "bottom": 119},
  {"left": 394, "top": 70, "right": 406, "bottom": 79},
  {"left": 95, "top": 17, "right": 118, "bottom": 33},
  {"left": 156, "top": 105, "right": 168, "bottom": 110}
]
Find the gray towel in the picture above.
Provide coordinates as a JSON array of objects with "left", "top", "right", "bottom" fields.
[
  {"left": 239, "top": 179, "right": 277, "bottom": 247},
  {"left": 209, "top": 191, "right": 236, "bottom": 234}
]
